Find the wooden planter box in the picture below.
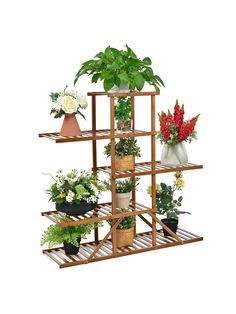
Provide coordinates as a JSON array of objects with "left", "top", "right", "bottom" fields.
[
  {"left": 116, "top": 227, "right": 135, "bottom": 247},
  {"left": 115, "top": 155, "right": 134, "bottom": 171}
]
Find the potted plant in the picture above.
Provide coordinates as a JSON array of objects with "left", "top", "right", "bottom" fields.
[
  {"left": 50, "top": 86, "right": 88, "bottom": 136},
  {"left": 45, "top": 169, "right": 105, "bottom": 216},
  {"left": 41, "top": 215, "right": 102, "bottom": 255},
  {"left": 104, "top": 138, "right": 141, "bottom": 171},
  {"left": 115, "top": 96, "right": 132, "bottom": 132},
  {"left": 156, "top": 100, "right": 200, "bottom": 166},
  {"left": 108, "top": 210, "right": 136, "bottom": 247},
  {"left": 74, "top": 44, "right": 165, "bottom": 92},
  {"left": 147, "top": 172, "right": 190, "bottom": 236},
  {"left": 104, "top": 177, "right": 139, "bottom": 209}
]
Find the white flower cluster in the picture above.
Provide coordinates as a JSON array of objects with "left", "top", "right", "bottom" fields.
[{"left": 51, "top": 89, "right": 88, "bottom": 117}]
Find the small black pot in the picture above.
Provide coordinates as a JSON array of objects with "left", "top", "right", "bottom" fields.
[
  {"left": 56, "top": 200, "right": 96, "bottom": 216},
  {"left": 161, "top": 218, "right": 178, "bottom": 237},
  {"left": 63, "top": 236, "right": 81, "bottom": 255}
]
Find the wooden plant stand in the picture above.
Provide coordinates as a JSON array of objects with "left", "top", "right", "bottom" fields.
[{"left": 39, "top": 91, "right": 203, "bottom": 268}]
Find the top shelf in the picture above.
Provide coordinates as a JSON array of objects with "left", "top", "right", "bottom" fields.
[{"left": 87, "top": 91, "right": 160, "bottom": 97}]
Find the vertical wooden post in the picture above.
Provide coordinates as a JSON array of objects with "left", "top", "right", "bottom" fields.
[
  {"left": 151, "top": 95, "right": 157, "bottom": 246},
  {"left": 92, "top": 95, "right": 99, "bottom": 244},
  {"left": 131, "top": 96, "right": 136, "bottom": 236},
  {"left": 110, "top": 96, "right": 117, "bottom": 254}
]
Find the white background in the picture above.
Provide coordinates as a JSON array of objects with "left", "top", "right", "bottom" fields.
[{"left": 0, "top": 0, "right": 235, "bottom": 313}]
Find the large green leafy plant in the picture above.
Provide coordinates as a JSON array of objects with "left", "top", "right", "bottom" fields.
[
  {"left": 41, "top": 215, "right": 102, "bottom": 248},
  {"left": 74, "top": 44, "right": 165, "bottom": 92},
  {"left": 147, "top": 172, "right": 190, "bottom": 221},
  {"left": 104, "top": 138, "right": 141, "bottom": 158}
]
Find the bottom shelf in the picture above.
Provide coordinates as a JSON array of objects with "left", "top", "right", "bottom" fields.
[{"left": 42, "top": 228, "right": 203, "bottom": 268}]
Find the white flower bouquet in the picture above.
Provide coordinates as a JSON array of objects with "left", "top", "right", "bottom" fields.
[{"left": 50, "top": 86, "right": 88, "bottom": 119}]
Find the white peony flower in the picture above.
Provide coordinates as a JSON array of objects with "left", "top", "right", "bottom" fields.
[
  {"left": 77, "top": 94, "right": 88, "bottom": 109},
  {"left": 57, "top": 95, "right": 78, "bottom": 114},
  {"left": 66, "top": 190, "right": 75, "bottom": 203}
]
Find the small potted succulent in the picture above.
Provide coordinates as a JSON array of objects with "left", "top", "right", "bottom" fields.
[
  {"left": 157, "top": 100, "right": 200, "bottom": 166},
  {"left": 108, "top": 210, "right": 136, "bottom": 247},
  {"left": 74, "top": 44, "right": 165, "bottom": 92},
  {"left": 41, "top": 215, "right": 102, "bottom": 255},
  {"left": 104, "top": 138, "right": 141, "bottom": 171},
  {"left": 45, "top": 169, "right": 105, "bottom": 216},
  {"left": 104, "top": 177, "right": 139, "bottom": 209},
  {"left": 115, "top": 96, "right": 132, "bottom": 132},
  {"left": 147, "top": 172, "right": 190, "bottom": 236},
  {"left": 50, "top": 86, "right": 88, "bottom": 136}
]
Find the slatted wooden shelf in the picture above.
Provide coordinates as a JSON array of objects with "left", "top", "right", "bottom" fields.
[
  {"left": 41, "top": 202, "right": 152, "bottom": 227},
  {"left": 42, "top": 228, "right": 203, "bottom": 268},
  {"left": 98, "top": 161, "right": 203, "bottom": 178},
  {"left": 87, "top": 91, "right": 160, "bottom": 97},
  {"left": 38, "top": 129, "right": 154, "bottom": 143}
]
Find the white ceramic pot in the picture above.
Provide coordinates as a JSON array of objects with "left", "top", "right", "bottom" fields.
[
  {"left": 108, "top": 84, "right": 130, "bottom": 93},
  {"left": 161, "top": 142, "right": 188, "bottom": 166},
  {"left": 116, "top": 192, "right": 131, "bottom": 209}
]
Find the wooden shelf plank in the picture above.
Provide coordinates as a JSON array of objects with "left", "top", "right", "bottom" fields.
[
  {"left": 42, "top": 229, "right": 203, "bottom": 268},
  {"left": 41, "top": 201, "right": 153, "bottom": 227},
  {"left": 38, "top": 129, "right": 153, "bottom": 143},
  {"left": 98, "top": 161, "right": 203, "bottom": 178}
]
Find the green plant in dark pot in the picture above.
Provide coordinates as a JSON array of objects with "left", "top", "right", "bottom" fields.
[
  {"left": 41, "top": 215, "right": 102, "bottom": 255},
  {"left": 74, "top": 44, "right": 165, "bottom": 92},
  {"left": 147, "top": 172, "right": 190, "bottom": 236}
]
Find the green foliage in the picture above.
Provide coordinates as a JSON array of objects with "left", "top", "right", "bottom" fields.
[
  {"left": 104, "top": 177, "right": 140, "bottom": 193},
  {"left": 104, "top": 138, "right": 141, "bottom": 158},
  {"left": 108, "top": 210, "right": 136, "bottom": 230},
  {"left": 41, "top": 214, "right": 102, "bottom": 248},
  {"left": 74, "top": 44, "right": 165, "bottom": 92},
  {"left": 115, "top": 97, "right": 132, "bottom": 121},
  {"left": 45, "top": 169, "right": 105, "bottom": 205},
  {"left": 149, "top": 172, "right": 190, "bottom": 221}
]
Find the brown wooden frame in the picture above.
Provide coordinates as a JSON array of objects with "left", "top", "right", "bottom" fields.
[{"left": 39, "top": 91, "right": 203, "bottom": 268}]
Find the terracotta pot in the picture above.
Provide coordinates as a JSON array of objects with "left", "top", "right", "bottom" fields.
[
  {"left": 116, "top": 192, "right": 131, "bottom": 208},
  {"left": 116, "top": 227, "right": 135, "bottom": 247},
  {"left": 115, "top": 155, "right": 134, "bottom": 171},
  {"left": 60, "top": 113, "right": 81, "bottom": 136}
]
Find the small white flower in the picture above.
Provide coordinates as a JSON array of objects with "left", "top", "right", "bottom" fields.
[
  {"left": 66, "top": 190, "right": 75, "bottom": 203},
  {"left": 57, "top": 95, "right": 78, "bottom": 114}
]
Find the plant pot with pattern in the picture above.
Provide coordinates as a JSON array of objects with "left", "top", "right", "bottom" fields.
[
  {"left": 41, "top": 215, "right": 102, "bottom": 255},
  {"left": 45, "top": 169, "right": 105, "bottom": 216},
  {"left": 157, "top": 99, "right": 200, "bottom": 166},
  {"left": 104, "top": 138, "right": 141, "bottom": 172},
  {"left": 104, "top": 177, "right": 139, "bottom": 209},
  {"left": 49, "top": 86, "right": 88, "bottom": 137},
  {"left": 74, "top": 44, "right": 165, "bottom": 92},
  {"left": 115, "top": 96, "right": 132, "bottom": 132},
  {"left": 147, "top": 172, "right": 191, "bottom": 237},
  {"left": 108, "top": 210, "right": 136, "bottom": 247}
]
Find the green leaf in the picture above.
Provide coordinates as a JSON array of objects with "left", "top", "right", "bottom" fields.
[
  {"left": 154, "top": 75, "right": 165, "bottom": 87},
  {"left": 143, "top": 57, "right": 152, "bottom": 65},
  {"left": 118, "top": 72, "right": 129, "bottom": 83},
  {"left": 134, "top": 73, "right": 145, "bottom": 91},
  {"left": 103, "top": 78, "right": 115, "bottom": 91},
  {"left": 92, "top": 73, "right": 100, "bottom": 83}
]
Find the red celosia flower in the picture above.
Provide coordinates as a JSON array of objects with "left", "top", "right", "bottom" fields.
[{"left": 174, "top": 101, "right": 184, "bottom": 128}]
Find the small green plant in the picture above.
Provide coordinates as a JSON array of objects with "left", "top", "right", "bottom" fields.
[
  {"left": 115, "top": 97, "right": 132, "bottom": 121},
  {"left": 108, "top": 210, "right": 136, "bottom": 230},
  {"left": 74, "top": 44, "right": 165, "bottom": 92},
  {"left": 41, "top": 215, "right": 102, "bottom": 248},
  {"left": 147, "top": 172, "right": 190, "bottom": 221},
  {"left": 104, "top": 138, "right": 141, "bottom": 158},
  {"left": 104, "top": 177, "right": 140, "bottom": 193}
]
